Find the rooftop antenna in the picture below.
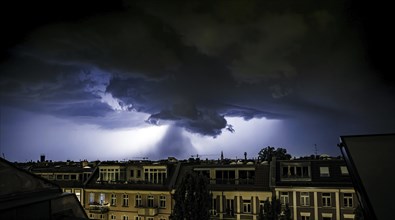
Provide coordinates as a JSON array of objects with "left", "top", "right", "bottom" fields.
[{"left": 314, "top": 144, "right": 318, "bottom": 157}]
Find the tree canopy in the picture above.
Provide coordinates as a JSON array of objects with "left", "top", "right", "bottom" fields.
[
  {"left": 258, "top": 146, "right": 292, "bottom": 162},
  {"left": 171, "top": 171, "right": 211, "bottom": 220}
]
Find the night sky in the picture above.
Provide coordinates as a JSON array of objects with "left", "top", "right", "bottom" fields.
[{"left": 1, "top": 0, "right": 394, "bottom": 162}]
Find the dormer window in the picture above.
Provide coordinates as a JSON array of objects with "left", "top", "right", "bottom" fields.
[{"left": 320, "top": 167, "right": 330, "bottom": 177}]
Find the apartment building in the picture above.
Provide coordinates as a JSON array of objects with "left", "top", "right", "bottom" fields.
[
  {"left": 84, "top": 160, "right": 179, "bottom": 220},
  {"left": 18, "top": 154, "right": 359, "bottom": 220},
  {"left": 30, "top": 159, "right": 94, "bottom": 204},
  {"left": 272, "top": 157, "right": 357, "bottom": 220},
  {"left": 179, "top": 159, "right": 273, "bottom": 220}
]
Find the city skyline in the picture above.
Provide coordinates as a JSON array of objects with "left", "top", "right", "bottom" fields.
[{"left": 1, "top": 0, "right": 394, "bottom": 162}]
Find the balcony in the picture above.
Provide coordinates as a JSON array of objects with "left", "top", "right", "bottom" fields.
[
  {"left": 137, "top": 207, "right": 158, "bottom": 216},
  {"left": 89, "top": 204, "right": 110, "bottom": 213}
]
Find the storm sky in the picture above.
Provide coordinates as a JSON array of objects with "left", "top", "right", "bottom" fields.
[{"left": 1, "top": 0, "right": 394, "bottom": 161}]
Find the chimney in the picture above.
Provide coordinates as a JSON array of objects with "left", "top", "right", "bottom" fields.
[{"left": 40, "top": 154, "right": 45, "bottom": 163}]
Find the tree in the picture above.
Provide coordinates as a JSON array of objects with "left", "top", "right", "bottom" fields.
[
  {"left": 259, "top": 195, "right": 292, "bottom": 220},
  {"left": 258, "top": 146, "right": 291, "bottom": 162},
  {"left": 259, "top": 195, "right": 282, "bottom": 220},
  {"left": 171, "top": 171, "right": 211, "bottom": 220}
]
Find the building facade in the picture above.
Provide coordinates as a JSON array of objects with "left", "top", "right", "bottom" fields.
[{"left": 272, "top": 157, "right": 357, "bottom": 220}]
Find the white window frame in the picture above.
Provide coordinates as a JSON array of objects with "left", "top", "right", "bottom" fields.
[
  {"left": 280, "top": 192, "right": 289, "bottom": 205},
  {"left": 123, "top": 194, "right": 129, "bottom": 207},
  {"left": 243, "top": 200, "right": 251, "bottom": 213},
  {"left": 111, "top": 194, "right": 117, "bottom": 206},
  {"left": 148, "top": 195, "right": 154, "bottom": 207},
  {"left": 135, "top": 194, "right": 142, "bottom": 207},
  {"left": 159, "top": 195, "right": 166, "bottom": 208},
  {"left": 300, "top": 192, "right": 310, "bottom": 206},
  {"left": 322, "top": 193, "right": 331, "bottom": 207},
  {"left": 343, "top": 193, "right": 353, "bottom": 208}
]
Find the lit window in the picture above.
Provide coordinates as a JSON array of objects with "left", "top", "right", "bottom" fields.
[
  {"left": 341, "top": 166, "right": 349, "bottom": 175},
  {"left": 89, "top": 193, "right": 95, "bottom": 204},
  {"left": 243, "top": 200, "right": 251, "bottom": 213},
  {"left": 280, "top": 192, "right": 289, "bottom": 205},
  {"left": 322, "top": 193, "right": 331, "bottom": 207},
  {"left": 123, "top": 194, "right": 129, "bottom": 207},
  {"left": 100, "top": 193, "right": 105, "bottom": 205},
  {"left": 343, "top": 193, "right": 353, "bottom": 208},
  {"left": 160, "top": 195, "right": 166, "bottom": 208},
  {"left": 320, "top": 167, "right": 330, "bottom": 177},
  {"left": 300, "top": 192, "right": 310, "bottom": 206}
]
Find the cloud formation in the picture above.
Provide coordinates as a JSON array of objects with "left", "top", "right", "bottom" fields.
[{"left": 1, "top": 0, "right": 394, "bottom": 143}]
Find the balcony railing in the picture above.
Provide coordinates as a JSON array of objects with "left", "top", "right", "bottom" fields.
[
  {"left": 89, "top": 204, "right": 110, "bottom": 213},
  {"left": 137, "top": 207, "right": 158, "bottom": 216}
]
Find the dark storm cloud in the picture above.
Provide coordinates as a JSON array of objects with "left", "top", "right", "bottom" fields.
[{"left": 1, "top": 0, "right": 394, "bottom": 141}]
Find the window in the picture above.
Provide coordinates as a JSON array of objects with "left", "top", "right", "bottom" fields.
[
  {"left": 300, "top": 192, "right": 310, "bottom": 206},
  {"left": 75, "top": 190, "right": 81, "bottom": 202},
  {"left": 148, "top": 195, "right": 154, "bottom": 207},
  {"left": 147, "top": 218, "right": 154, "bottom": 220},
  {"left": 137, "top": 170, "right": 141, "bottom": 178},
  {"left": 238, "top": 170, "right": 255, "bottom": 184},
  {"left": 281, "top": 163, "right": 311, "bottom": 179},
  {"left": 280, "top": 192, "right": 289, "bottom": 205},
  {"left": 89, "top": 214, "right": 94, "bottom": 219},
  {"left": 343, "top": 193, "right": 353, "bottom": 208},
  {"left": 57, "top": 174, "right": 63, "bottom": 180},
  {"left": 215, "top": 170, "right": 235, "bottom": 184},
  {"left": 130, "top": 170, "right": 134, "bottom": 177},
  {"left": 123, "top": 194, "right": 129, "bottom": 207},
  {"left": 226, "top": 199, "right": 234, "bottom": 216},
  {"left": 322, "top": 193, "right": 331, "bottom": 207},
  {"left": 323, "top": 217, "right": 332, "bottom": 220},
  {"left": 89, "top": 193, "right": 95, "bottom": 204},
  {"left": 341, "top": 166, "right": 349, "bottom": 175},
  {"left": 301, "top": 212, "right": 311, "bottom": 220},
  {"left": 100, "top": 193, "right": 105, "bottom": 205},
  {"left": 122, "top": 216, "right": 129, "bottom": 220},
  {"left": 64, "top": 175, "right": 70, "bottom": 180},
  {"left": 320, "top": 167, "right": 330, "bottom": 177},
  {"left": 111, "top": 194, "right": 117, "bottom": 206},
  {"left": 210, "top": 198, "right": 217, "bottom": 215},
  {"left": 144, "top": 167, "right": 167, "bottom": 184},
  {"left": 70, "top": 174, "right": 77, "bottom": 180},
  {"left": 135, "top": 194, "right": 142, "bottom": 207},
  {"left": 159, "top": 195, "right": 166, "bottom": 208},
  {"left": 100, "top": 214, "right": 104, "bottom": 219},
  {"left": 111, "top": 215, "right": 116, "bottom": 220},
  {"left": 134, "top": 217, "right": 141, "bottom": 220},
  {"left": 243, "top": 200, "right": 251, "bottom": 213}
]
